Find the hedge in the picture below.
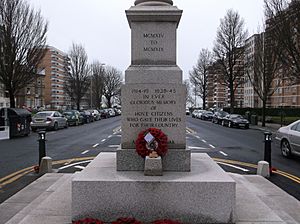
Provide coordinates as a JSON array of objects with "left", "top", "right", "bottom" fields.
[{"left": 223, "top": 107, "right": 300, "bottom": 117}]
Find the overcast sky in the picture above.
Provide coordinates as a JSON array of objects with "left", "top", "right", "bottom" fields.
[{"left": 29, "top": 0, "right": 265, "bottom": 80}]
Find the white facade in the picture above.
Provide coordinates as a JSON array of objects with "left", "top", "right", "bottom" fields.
[
  {"left": 244, "top": 34, "right": 263, "bottom": 108},
  {"left": 0, "top": 84, "right": 9, "bottom": 108}
]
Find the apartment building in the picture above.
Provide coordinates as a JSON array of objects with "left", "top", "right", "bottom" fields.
[
  {"left": 244, "top": 33, "right": 263, "bottom": 108},
  {"left": 15, "top": 69, "right": 45, "bottom": 108},
  {"left": 39, "top": 46, "right": 71, "bottom": 110},
  {"left": 206, "top": 63, "right": 227, "bottom": 109},
  {"left": 206, "top": 49, "right": 245, "bottom": 109},
  {"left": 265, "top": 0, "right": 300, "bottom": 108}
]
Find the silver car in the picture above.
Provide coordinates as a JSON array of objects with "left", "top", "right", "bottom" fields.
[
  {"left": 31, "top": 111, "right": 68, "bottom": 131},
  {"left": 275, "top": 120, "right": 300, "bottom": 158}
]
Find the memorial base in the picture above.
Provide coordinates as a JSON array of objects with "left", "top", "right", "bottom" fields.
[
  {"left": 117, "top": 148, "right": 191, "bottom": 171},
  {"left": 72, "top": 153, "right": 236, "bottom": 223}
]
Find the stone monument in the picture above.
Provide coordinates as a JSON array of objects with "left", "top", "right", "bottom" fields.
[
  {"left": 72, "top": 1, "right": 236, "bottom": 223},
  {"left": 117, "top": 0, "right": 190, "bottom": 172}
]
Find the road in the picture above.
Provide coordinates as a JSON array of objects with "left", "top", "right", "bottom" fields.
[{"left": 0, "top": 115, "right": 299, "bottom": 203}]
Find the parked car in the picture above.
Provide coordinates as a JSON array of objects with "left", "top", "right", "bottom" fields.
[
  {"left": 80, "top": 110, "right": 94, "bottom": 123},
  {"left": 99, "top": 109, "right": 110, "bottom": 119},
  {"left": 212, "top": 111, "right": 229, "bottom": 124},
  {"left": 200, "top": 111, "right": 214, "bottom": 121},
  {"left": 63, "top": 110, "right": 84, "bottom": 126},
  {"left": 186, "top": 109, "right": 190, "bottom": 115},
  {"left": 89, "top": 109, "right": 101, "bottom": 121},
  {"left": 31, "top": 111, "right": 68, "bottom": 131},
  {"left": 275, "top": 120, "right": 300, "bottom": 158},
  {"left": 192, "top": 110, "right": 201, "bottom": 118},
  {"left": 222, "top": 114, "right": 249, "bottom": 129},
  {"left": 107, "top": 108, "right": 116, "bottom": 117}
]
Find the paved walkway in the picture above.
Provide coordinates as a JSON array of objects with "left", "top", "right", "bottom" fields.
[{"left": 251, "top": 122, "right": 282, "bottom": 133}]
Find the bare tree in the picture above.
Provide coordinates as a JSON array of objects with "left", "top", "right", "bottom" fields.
[
  {"left": 65, "top": 43, "right": 90, "bottom": 110},
  {"left": 245, "top": 32, "right": 282, "bottom": 127},
  {"left": 184, "top": 79, "right": 193, "bottom": 108},
  {"left": 264, "top": 0, "right": 300, "bottom": 83},
  {"left": 90, "top": 61, "right": 105, "bottom": 109},
  {"left": 0, "top": 0, "right": 48, "bottom": 108},
  {"left": 213, "top": 9, "right": 248, "bottom": 113},
  {"left": 103, "top": 66, "right": 122, "bottom": 108},
  {"left": 189, "top": 49, "right": 212, "bottom": 110}
]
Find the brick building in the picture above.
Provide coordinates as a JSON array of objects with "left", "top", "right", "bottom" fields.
[
  {"left": 39, "top": 46, "right": 71, "bottom": 110},
  {"left": 266, "top": 0, "right": 300, "bottom": 108}
]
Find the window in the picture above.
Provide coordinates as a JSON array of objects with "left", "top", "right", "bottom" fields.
[{"left": 291, "top": 123, "right": 299, "bottom": 131}]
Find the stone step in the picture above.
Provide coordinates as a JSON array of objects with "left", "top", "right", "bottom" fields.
[
  {"left": 231, "top": 174, "right": 300, "bottom": 224},
  {"left": 0, "top": 173, "right": 72, "bottom": 224}
]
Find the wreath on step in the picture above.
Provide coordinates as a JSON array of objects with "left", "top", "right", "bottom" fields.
[{"left": 135, "top": 128, "right": 168, "bottom": 158}]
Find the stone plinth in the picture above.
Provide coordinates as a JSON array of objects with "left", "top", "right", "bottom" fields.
[
  {"left": 144, "top": 156, "right": 163, "bottom": 176},
  {"left": 117, "top": 148, "right": 190, "bottom": 171},
  {"left": 121, "top": 83, "right": 186, "bottom": 149},
  {"left": 72, "top": 153, "right": 236, "bottom": 223}
]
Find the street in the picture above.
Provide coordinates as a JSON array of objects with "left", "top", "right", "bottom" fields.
[{"left": 0, "top": 115, "right": 299, "bottom": 203}]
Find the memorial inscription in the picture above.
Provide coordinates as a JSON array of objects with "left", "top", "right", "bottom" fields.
[
  {"left": 143, "top": 33, "right": 165, "bottom": 52},
  {"left": 121, "top": 84, "right": 186, "bottom": 149}
]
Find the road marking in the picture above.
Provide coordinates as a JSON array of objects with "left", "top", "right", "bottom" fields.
[
  {"left": 101, "top": 139, "right": 106, "bottom": 143},
  {"left": 115, "top": 135, "right": 121, "bottom": 137},
  {"left": 108, "top": 145, "right": 120, "bottom": 148},
  {"left": 188, "top": 146, "right": 210, "bottom": 150},
  {"left": 186, "top": 127, "right": 195, "bottom": 134},
  {"left": 209, "top": 144, "right": 216, "bottom": 149},
  {"left": 113, "top": 126, "right": 121, "bottom": 134},
  {"left": 64, "top": 159, "right": 75, "bottom": 165},
  {"left": 74, "top": 166, "right": 85, "bottom": 170},
  {"left": 217, "top": 162, "right": 249, "bottom": 172},
  {"left": 108, "top": 135, "right": 112, "bottom": 138},
  {"left": 196, "top": 136, "right": 201, "bottom": 139},
  {"left": 219, "top": 151, "right": 228, "bottom": 156},
  {"left": 93, "top": 143, "right": 99, "bottom": 148},
  {"left": 81, "top": 150, "right": 89, "bottom": 155},
  {"left": 202, "top": 140, "right": 207, "bottom": 143},
  {"left": 58, "top": 160, "right": 92, "bottom": 170}
]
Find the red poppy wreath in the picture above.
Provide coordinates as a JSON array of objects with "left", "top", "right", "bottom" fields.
[{"left": 135, "top": 128, "right": 168, "bottom": 158}]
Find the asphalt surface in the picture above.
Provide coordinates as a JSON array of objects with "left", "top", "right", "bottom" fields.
[{"left": 0, "top": 115, "right": 299, "bottom": 204}]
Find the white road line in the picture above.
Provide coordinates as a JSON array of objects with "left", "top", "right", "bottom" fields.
[
  {"left": 115, "top": 135, "right": 121, "bottom": 137},
  {"left": 188, "top": 146, "right": 210, "bottom": 150},
  {"left": 81, "top": 150, "right": 89, "bottom": 155},
  {"left": 108, "top": 145, "right": 120, "bottom": 148},
  {"left": 196, "top": 136, "right": 201, "bottom": 139},
  {"left": 92, "top": 143, "right": 99, "bottom": 148},
  {"left": 219, "top": 151, "right": 228, "bottom": 156},
  {"left": 217, "top": 162, "right": 249, "bottom": 172},
  {"left": 202, "top": 139, "right": 207, "bottom": 143},
  {"left": 101, "top": 139, "right": 106, "bottom": 143},
  {"left": 108, "top": 135, "right": 112, "bottom": 138},
  {"left": 209, "top": 144, "right": 216, "bottom": 149},
  {"left": 58, "top": 160, "right": 92, "bottom": 170},
  {"left": 74, "top": 166, "right": 85, "bottom": 170}
]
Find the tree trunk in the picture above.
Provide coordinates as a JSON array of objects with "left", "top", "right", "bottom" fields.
[
  {"left": 106, "top": 96, "right": 112, "bottom": 108},
  {"left": 262, "top": 100, "right": 266, "bottom": 127},
  {"left": 229, "top": 84, "right": 235, "bottom": 114},
  {"left": 76, "top": 100, "right": 80, "bottom": 111},
  {"left": 202, "top": 96, "right": 206, "bottom": 110},
  {"left": 9, "top": 90, "right": 15, "bottom": 108}
]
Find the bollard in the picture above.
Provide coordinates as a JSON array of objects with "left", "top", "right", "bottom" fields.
[
  {"left": 38, "top": 131, "right": 46, "bottom": 166},
  {"left": 264, "top": 132, "right": 272, "bottom": 174}
]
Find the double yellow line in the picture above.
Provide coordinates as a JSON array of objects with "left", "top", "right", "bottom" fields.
[
  {"left": 213, "top": 158, "right": 300, "bottom": 184},
  {"left": 0, "top": 157, "right": 96, "bottom": 189}
]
